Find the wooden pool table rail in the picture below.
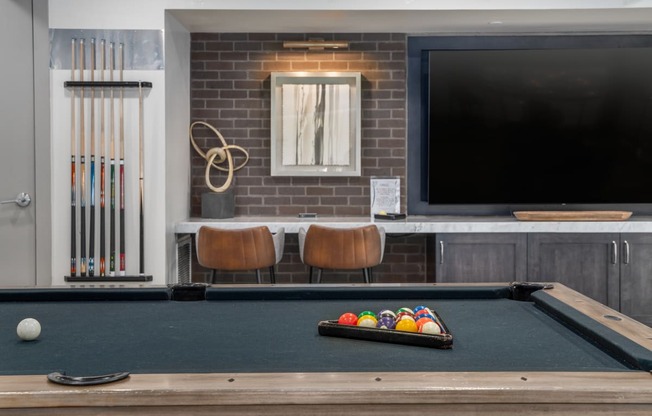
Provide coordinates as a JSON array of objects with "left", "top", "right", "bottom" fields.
[
  {"left": 0, "top": 370, "right": 650, "bottom": 415},
  {"left": 543, "top": 282, "right": 652, "bottom": 351}
]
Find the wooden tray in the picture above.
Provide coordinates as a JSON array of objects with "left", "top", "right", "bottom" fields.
[{"left": 513, "top": 211, "right": 632, "bottom": 221}]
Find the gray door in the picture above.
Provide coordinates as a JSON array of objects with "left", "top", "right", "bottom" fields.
[
  {"left": 620, "top": 234, "right": 652, "bottom": 327},
  {"left": 527, "top": 233, "right": 620, "bottom": 308},
  {"left": 0, "top": 1, "right": 37, "bottom": 285},
  {"left": 435, "top": 233, "right": 528, "bottom": 283}
]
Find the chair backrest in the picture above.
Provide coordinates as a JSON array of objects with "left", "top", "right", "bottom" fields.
[
  {"left": 300, "top": 224, "right": 384, "bottom": 270},
  {"left": 196, "top": 226, "right": 277, "bottom": 271}
]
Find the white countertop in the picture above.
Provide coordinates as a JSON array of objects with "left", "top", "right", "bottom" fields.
[{"left": 175, "top": 216, "right": 652, "bottom": 234}]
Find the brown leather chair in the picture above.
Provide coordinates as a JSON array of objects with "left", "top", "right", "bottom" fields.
[
  {"left": 298, "top": 224, "right": 385, "bottom": 283},
  {"left": 196, "top": 226, "right": 285, "bottom": 284}
]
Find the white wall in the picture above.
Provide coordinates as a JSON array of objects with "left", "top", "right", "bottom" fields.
[{"left": 164, "top": 13, "right": 191, "bottom": 284}]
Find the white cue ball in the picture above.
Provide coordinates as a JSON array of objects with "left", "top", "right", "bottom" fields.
[{"left": 17, "top": 318, "right": 41, "bottom": 341}]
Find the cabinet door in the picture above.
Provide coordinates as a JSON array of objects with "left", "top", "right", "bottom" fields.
[
  {"left": 527, "top": 233, "right": 620, "bottom": 308},
  {"left": 620, "top": 234, "right": 652, "bottom": 327},
  {"left": 435, "top": 233, "right": 527, "bottom": 283}
]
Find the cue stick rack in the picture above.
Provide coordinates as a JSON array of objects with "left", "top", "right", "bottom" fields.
[{"left": 63, "top": 38, "right": 153, "bottom": 283}]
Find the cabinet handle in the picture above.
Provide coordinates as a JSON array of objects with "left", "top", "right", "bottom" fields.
[
  {"left": 623, "top": 240, "right": 630, "bottom": 264},
  {"left": 611, "top": 241, "right": 618, "bottom": 264},
  {"left": 439, "top": 241, "right": 444, "bottom": 264}
]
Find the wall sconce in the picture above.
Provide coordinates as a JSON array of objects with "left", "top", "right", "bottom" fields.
[{"left": 282, "top": 39, "right": 349, "bottom": 50}]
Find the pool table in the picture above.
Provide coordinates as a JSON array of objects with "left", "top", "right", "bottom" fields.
[{"left": 0, "top": 282, "right": 650, "bottom": 415}]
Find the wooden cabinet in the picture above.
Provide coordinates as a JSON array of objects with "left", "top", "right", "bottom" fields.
[
  {"left": 620, "top": 234, "right": 652, "bottom": 327},
  {"left": 435, "top": 232, "right": 651, "bottom": 326},
  {"left": 435, "top": 233, "right": 527, "bottom": 283},
  {"left": 527, "top": 233, "right": 620, "bottom": 309}
]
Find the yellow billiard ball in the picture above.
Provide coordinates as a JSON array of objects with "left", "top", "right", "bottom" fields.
[
  {"left": 395, "top": 319, "right": 418, "bottom": 333},
  {"left": 357, "top": 316, "right": 378, "bottom": 328}
]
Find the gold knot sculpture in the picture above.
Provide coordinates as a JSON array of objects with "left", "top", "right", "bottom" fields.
[{"left": 189, "top": 121, "right": 249, "bottom": 193}]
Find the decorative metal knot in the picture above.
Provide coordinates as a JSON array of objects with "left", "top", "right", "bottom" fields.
[{"left": 189, "top": 121, "right": 249, "bottom": 193}]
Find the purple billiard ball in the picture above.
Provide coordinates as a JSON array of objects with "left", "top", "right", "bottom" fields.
[{"left": 376, "top": 316, "right": 396, "bottom": 330}]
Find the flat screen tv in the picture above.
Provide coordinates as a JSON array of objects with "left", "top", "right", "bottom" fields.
[{"left": 407, "top": 35, "right": 652, "bottom": 215}]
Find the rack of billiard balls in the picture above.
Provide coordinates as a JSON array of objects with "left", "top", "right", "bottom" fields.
[
  {"left": 340, "top": 306, "right": 444, "bottom": 334},
  {"left": 317, "top": 306, "right": 453, "bottom": 349}
]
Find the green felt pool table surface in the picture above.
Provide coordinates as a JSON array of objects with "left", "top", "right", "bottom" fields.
[{"left": 0, "top": 282, "right": 650, "bottom": 416}]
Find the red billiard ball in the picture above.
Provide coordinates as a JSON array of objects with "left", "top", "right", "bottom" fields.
[
  {"left": 338, "top": 312, "right": 358, "bottom": 326},
  {"left": 396, "top": 307, "right": 414, "bottom": 316},
  {"left": 414, "top": 309, "right": 431, "bottom": 319},
  {"left": 396, "top": 312, "right": 416, "bottom": 323}
]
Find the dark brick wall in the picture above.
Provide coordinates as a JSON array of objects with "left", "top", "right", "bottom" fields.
[{"left": 189, "top": 33, "right": 430, "bottom": 284}]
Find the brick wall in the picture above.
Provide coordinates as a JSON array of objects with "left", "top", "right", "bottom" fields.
[{"left": 190, "top": 33, "right": 430, "bottom": 284}]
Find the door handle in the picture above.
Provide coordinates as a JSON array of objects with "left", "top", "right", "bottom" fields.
[
  {"left": 439, "top": 241, "right": 444, "bottom": 264},
  {"left": 0, "top": 192, "right": 31, "bottom": 207}
]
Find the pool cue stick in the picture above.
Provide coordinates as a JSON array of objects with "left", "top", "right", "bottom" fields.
[
  {"left": 119, "top": 43, "right": 126, "bottom": 276},
  {"left": 138, "top": 82, "right": 144, "bottom": 274},
  {"left": 79, "top": 39, "right": 86, "bottom": 277},
  {"left": 70, "top": 38, "right": 77, "bottom": 277},
  {"left": 109, "top": 42, "right": 116, "bottom": 276},
  {"left": 89, "top": 38, "right": 96, "bottom": 276},
  {"left": 99, "top": 40, "right": 106, "bottom": 276}
]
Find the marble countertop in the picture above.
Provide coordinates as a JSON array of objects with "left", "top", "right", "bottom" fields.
[{"left": 175, "top": 215, "right": 652, "bottom": 234}]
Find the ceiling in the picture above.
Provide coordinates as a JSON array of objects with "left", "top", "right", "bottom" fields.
[{"left": 170, "top": 8, "right": 652, "bottom": 33}]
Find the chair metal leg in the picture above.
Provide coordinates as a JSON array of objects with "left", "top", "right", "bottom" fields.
[
  {"left": 255, "top": 269, "right": 262, "bottom": 284},
  {"left": 269, "top": 266, "right": 276, "bottom": 284},
  {"left": 363, "top": 268, "right": 370, "bottom": 284},
  {"left": 308, "top": 267, "right": 324, "bottom": 283},
  {"left": 211, "top": 269, "right": 216, "bottom": 284}
]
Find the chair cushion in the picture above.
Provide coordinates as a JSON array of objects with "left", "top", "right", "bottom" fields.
[
  {"left": 197, "top": 226, "right": 276, "bottom": 271},
  {"left": 302, "top": 225, "right": 382, "bottom": 270}
]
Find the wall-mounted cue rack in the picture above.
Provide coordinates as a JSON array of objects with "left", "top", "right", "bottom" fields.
[
  {"left": 63, "top": 39, "right": 153, "bottom": 283},
  {"left": 65, "top": 81, "right": 152, "bottom": 89}
]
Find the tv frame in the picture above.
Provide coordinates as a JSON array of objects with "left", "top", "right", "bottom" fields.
[{"left": 407, "top": 34, "right": 652, "bottom": 216}]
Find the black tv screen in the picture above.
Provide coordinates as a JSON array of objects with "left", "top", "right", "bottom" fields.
[{"left": 426, "top": 44, "right": 652, "bottom": 208}]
